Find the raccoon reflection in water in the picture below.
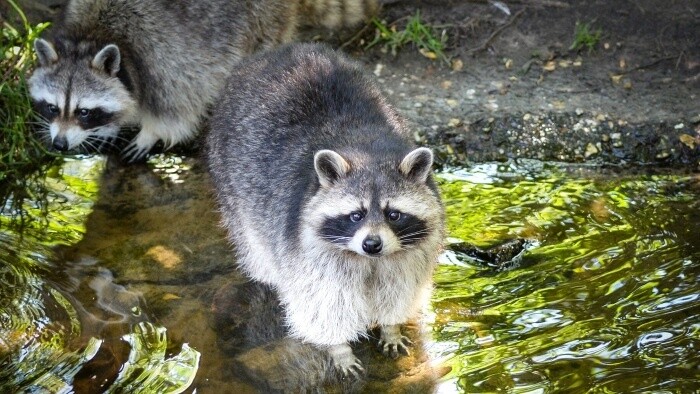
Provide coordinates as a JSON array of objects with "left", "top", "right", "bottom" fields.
[{"left": 207, "top": 43, "right": 445, "bottom": 378}]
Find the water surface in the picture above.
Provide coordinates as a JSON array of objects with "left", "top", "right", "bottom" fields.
[
  {"left": 433, "top": 161, "right": 699, "bottom": 392},
  {"left": 1, "top": 155, "right": 698, "bottom": 392}
]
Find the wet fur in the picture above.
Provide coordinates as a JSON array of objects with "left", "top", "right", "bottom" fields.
[
  {"left": 207, "top": 43, "right": 445, "bottom": 373},
  {"left": 28, "top": 0, "right": 377, "bottom": 158}
]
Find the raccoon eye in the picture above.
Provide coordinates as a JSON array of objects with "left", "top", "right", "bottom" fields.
[
  {"left": 387, "top": 211, "right": 401, "bottom": 221},
  {"left": 349, "top": 212, "right": 364, "bottom": 222},
  {"left": 78, "top": 108, "right": 91, "bottom": 118},
  {"left": 47, "top": 104, "right": 59, "bottom": 114}
]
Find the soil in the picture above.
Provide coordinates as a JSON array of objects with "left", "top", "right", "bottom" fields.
[
  {"left": 9, "top": 0, "right": 700, "bottom": 170},
  {"left": 341, "top": 0, "right": 700, "bottom": 170}
]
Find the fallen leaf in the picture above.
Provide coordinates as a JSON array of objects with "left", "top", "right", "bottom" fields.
[
  {"left": 543, "top": 61, "right": 556, "bottom": 71},
  {"left": 679, "top": 134, "right": 697, "bottom": 149},
  {"left": 447, "top": 118, "right": 462, "bottom": 127},
  {"left": 163, "top": 293, "right": 182, "bottom": 301},
  {"left": 145, "top": 245, "right": 182, "bottom": 269},
  {"left": 610, "top": 74, "right": 623, "bottom": 84},
  {"left": 490, "top": 0, "right": 511, "bottom": 16},
  {"left": 451, "top": 58, "right": 464, "bottom": 71},
  {"left": 504, "top": 58, "right": 513, "bottom": 69},
  {"left": 552, "top": 100, "right": 566, "bottom": 110},
  {"left": 585, "top": 142, "right": 599, "bottom": 158},
  {"left": 419, "top": 48, "right": 437, "bottom": 60}
]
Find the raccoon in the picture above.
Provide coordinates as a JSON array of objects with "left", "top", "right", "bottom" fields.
[
  {"left": 28, "top": 0, "right": 377, "bottom": 160},
  {"left": 207, "top": 43, "right": 445, "bottom": 377}
]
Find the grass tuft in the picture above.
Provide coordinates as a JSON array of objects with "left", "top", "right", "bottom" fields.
[
  {"left": 367, "top": 11, "right": 449, "bottom": 65},
  {"left": 1, "top": 0, "right": 55, "bottom": 213},
  {"left": 569, "top": 21, "right": 602, "bottom": 53}
]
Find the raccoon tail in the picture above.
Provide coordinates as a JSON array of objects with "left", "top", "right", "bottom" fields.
[{"left": 299, "top": 0, "right": 379, "bottom": 29}]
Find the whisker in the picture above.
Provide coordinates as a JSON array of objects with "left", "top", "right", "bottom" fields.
[
  {"left": 397, "top": 225, "right": 428, "bottom": 236},
  {"left": 81, "top": 137, "right": 103, "bottom": 153},
  {"left": 320, "top": 236, "right": 352, "bottom": 241},
  {"left": 399, "top": 229, "right": 429, "bottom": 236},
  {"left": 399, "top": 231, "right": 429, "bottom": 240},
  {"left": 109, "top": 134, "right": 132, "bottom": 144}
]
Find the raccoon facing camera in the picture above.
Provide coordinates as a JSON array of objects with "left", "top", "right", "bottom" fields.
[
  {"left": 207, "top": 43, "right": 446, "bottom": 378},
  {"left": 28, "top": 0, "right": 377, "bottom": 161}
]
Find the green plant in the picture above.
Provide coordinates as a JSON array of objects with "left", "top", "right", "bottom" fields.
[
  {"left": 569, "top": 21, "right": 602, "bottom": 52},
  {"left": 1, "top": 0, "right": 54, "bottom": 212},
  {"left": 367, "top": 11, "right": 449, "bottom": 64}
]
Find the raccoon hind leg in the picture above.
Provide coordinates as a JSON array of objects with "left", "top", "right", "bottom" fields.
[
  {"left": 378, "top": 324, "right": 413, "bottom": 359},
  {"left": 328, "top": 343, "right": 364, "bottom": 380}
]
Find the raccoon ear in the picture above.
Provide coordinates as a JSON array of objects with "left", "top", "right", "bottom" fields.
[
  {"left": 399, "top": 147, "right": 434, "bottom": 183},
  {"left": 92, "top": 44, "right": 121, "bottom": 76},
  {"left": 34, "top": 39, "right": 58, "bottom": 67},
  {"left": 314, "top": 150, "right": 350, "bottom": 188}
]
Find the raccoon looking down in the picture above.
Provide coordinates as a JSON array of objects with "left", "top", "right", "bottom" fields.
[
  {"left": 207, "top": 43, "right": 445, "bottom": 378},
  {"left": 28, "top": 0, "right": 377, "bottom": 161}
]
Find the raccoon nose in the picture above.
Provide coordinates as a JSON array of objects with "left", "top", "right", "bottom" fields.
[
  {"left": 53, "top": 136, "right": 68, "bottom": 151},
  {"left": 362, "top": 236, "right": 383, "bottom": 255}
]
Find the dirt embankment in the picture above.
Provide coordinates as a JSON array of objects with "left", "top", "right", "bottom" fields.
[
  {"left": 13, "top": 0, "right": 700, "bottom": 170},
  {"left": 349, "top": 0, "right": 699, "bottom": 170}
]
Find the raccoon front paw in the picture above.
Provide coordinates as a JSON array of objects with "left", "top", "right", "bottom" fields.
[
  {"left": 328, "top": 343, "right": 364, "bottom": 380},
  {"left": 122, "top": 132, "right": 158, "bottom": 162},
  {"left": 378, "top": 324, "right": 413, "bottom": 359},
  {"left": 122, "top": 141, "right": 152, "bottom": 163}
]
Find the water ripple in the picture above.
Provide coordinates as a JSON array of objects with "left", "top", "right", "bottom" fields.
[{"left": 434, "top": 166, "right": 700, "bottom": 393}]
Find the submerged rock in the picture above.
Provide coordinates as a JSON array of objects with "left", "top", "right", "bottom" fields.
[{"left": 448, "top": 238, "right": 536, "bottom": 271}]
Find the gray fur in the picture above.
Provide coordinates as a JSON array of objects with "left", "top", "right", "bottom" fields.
[
  {"left": 207, "top": 43, "right": 445, "bottom": 376},
  {"left": 34, "top": 38, "right": 58, "bottom": 67},
  {"left": 28, "top": 0, "right": 377, "bottom": 159}
]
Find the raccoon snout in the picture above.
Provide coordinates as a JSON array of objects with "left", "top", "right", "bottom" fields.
[
  {"left": 53, "top": 135, "right": 69, "bottom": 151},
  {"left": 362, "top": 236, "right": 383, "bottom": 255}
]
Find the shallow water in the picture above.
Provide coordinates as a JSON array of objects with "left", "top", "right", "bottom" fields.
[
  {"left": 1, "top": 155, "right": 698, "bottom": 393},
  {"left": 433, "top": 161, "right": 700, "bottom": 392}
]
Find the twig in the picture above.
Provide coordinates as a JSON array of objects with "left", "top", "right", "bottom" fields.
[
  {"left": 618, "top": 56, "right": 677, "bottom": 75},
  {"left": 510, "top": 0, "right": 569, "bottom": 7},
  {"left": 675, "top": 51, "right": 685, "bottom": 70},
  {"left": 683, "top": 73, "right": 699, "bottom": 83},
  {"left": 455, "top": 0, "right": 569, "bottom": 7},
  {"left": 465, "top": 8, "right": 525, "bottom": 54},
  {"left": 343, "top": 14, "right": 412, "bottom": 50},
  {"left": 554, "top": 88, "right": 593, "bottom": 94},
  {"left": 339, "top": 23, "right": 371, "bottom": 50}
]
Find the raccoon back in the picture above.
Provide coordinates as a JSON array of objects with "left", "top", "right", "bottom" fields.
[{"left": 51, "top": 0, "right": 377, "bottom": 116}]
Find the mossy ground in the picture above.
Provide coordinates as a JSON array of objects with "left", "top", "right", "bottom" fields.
[{"left": 1, "top": 0, "right": 56, "bottom": 213}]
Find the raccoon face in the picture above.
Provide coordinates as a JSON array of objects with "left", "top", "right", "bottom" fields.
[
  {"left": 310, "top": 147, "right": 440, "bottom": 258},
  {"left": 28, "top": 39, "right": 136, "bottom": 152}
]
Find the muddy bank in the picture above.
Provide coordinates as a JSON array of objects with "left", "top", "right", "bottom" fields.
[
  {"left": 350, "top": 0, "right": 699, "bottom": 169},
  {"left": 422, "top": 111, "right": 698, "bottom": 169},
  {"left": 12, "top": 0, "right": 700, "bottom": 169}
]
